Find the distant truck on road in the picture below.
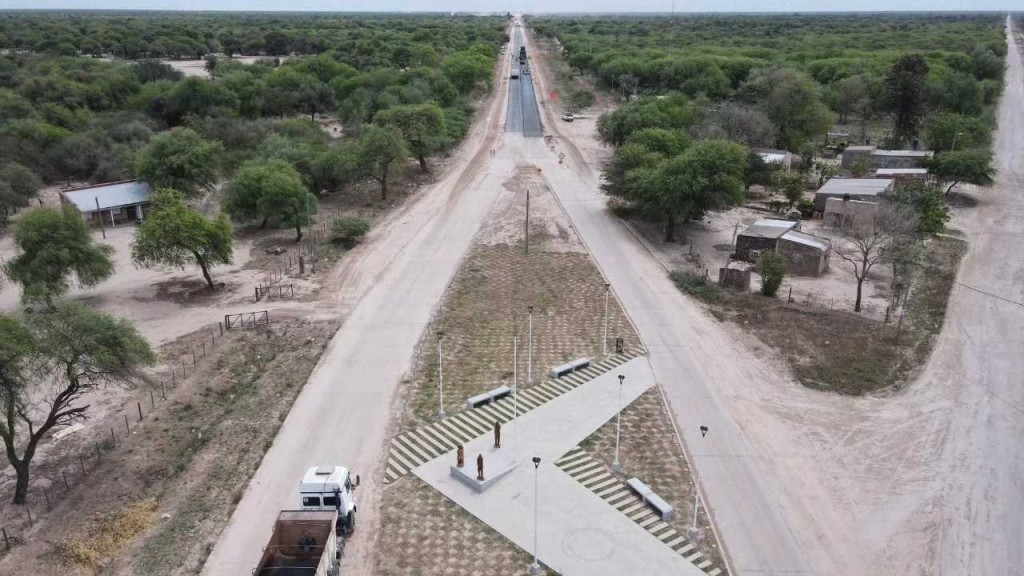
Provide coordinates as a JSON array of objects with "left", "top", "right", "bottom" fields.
[
  {"left": 254, "top": 465, "right": 359, "bottom": 576},
  {"left": 519, "top": 45, "right": 527, "bottom": 63}
]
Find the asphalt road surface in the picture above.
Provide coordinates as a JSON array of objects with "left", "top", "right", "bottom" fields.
[{"left": 506, "top": 27, "right": 542, "bottom": 138}]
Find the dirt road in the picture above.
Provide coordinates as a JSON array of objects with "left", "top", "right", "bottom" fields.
[
  {"left": 523, "top": 18, "right": 1024, "bottom": 576},
  {"left": 201, "top": 28, "right": 517, "bottom": 575}
]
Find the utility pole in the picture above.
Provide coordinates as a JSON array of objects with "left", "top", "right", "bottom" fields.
[
  {"left": 437, "top": 331, "right": 445, "bottom": 418},
  {"left": 95, "top": 197, "right": 106, "bottom": 239},
  {"left": 525, "top": 188, "right": 531, "bottom": 255},
  {"left": 612, "top": 374, "right": 624, "bottom": 472}
]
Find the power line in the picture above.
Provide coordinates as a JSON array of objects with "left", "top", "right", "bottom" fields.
[{"left": 955, "top": 281, "right": 1024, "bottom": 308}]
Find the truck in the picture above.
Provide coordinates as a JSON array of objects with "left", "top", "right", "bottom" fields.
[
  {"left": 254, "top": 465, "right": 360, "bottom": 576},
  {"left": 519, "top": 45, "right": 527, "bottom": 63}
]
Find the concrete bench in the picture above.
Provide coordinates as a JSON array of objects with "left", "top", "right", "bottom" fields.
[
  {"left": 466, "top": 385, "right": 511, "bottom": 409},
  {"left": 626, "top": 477, "right": 676, "bottom": 521},
  {"left": 548, "top": 357, "right": 592, "bottom": 379}
]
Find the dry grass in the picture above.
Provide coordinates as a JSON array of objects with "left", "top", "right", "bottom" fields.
[
  {"left": 675, "top": 236, "right": 967, "bottom": 395},
  {"left": 581, "top": 388, "right": 726, "bottom": 572},
  {"left": 56, "top": 499, "right": 159, "bottom": 574}
]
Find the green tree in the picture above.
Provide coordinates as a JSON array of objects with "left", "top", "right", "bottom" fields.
[
  {"left": 834, "top": 74, "right": 870, "bottom": 125},
  {"left": 224, "top": 159, "right": 316, "bottom": 241},
  {"left": 312, "top": 141, "right": 364, "bottom": 194},
  {"left": 773, "top": 172, "right": 805, "bottom": 208},
  {"left": 135, "top": 128, "right": 223, "bottom": 196},
  {"left": 297, "top": 81, "right": 336, "bottom": 122},
  {"left": 331, "top": 216, "right": 371, "bottom": 249},
  {"left": 442, "top": 51, "right": 493, "bottom": 94},
  {"left": 0, "top": 163, "right": 42, "bottom": 201},
  {"left": 374, "top": 103, "right": 446, "bottom": 173},
  {"left": 883, "top": 54, "right": 929, "bottom": 146},
  {"left": 758, "top": 251, "right": 786, "bottom": 297},
  {"left": 0, "top": 305, "right": 153, "bottom": 504},
  {"left": 925, "top": 150, "right": 996, "bottom": 195},
  {"left": 924, "top": 112, "right": 988, "bottom": 152},
  {"left": 4, "top": 205, "right": 114, "bottom": 307},
  {"left": 742, "top": 68, "right": 834, "bottom": 151},
  {"left": 359, "top": 125, "right": 408, "bottom": 200},
  {"left": 892, "top": 182, "right": 950, "bottom": 235},
  {"left": 636, "top": 140, "right": 748, "bottom": 242},
  {"left": 132, "top": 189, "right": 234, "bottom": 288}
]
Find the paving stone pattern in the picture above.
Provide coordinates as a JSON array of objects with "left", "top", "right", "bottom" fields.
[
  {"left": 376, "top": 476, "right": 552, "bottom": 576},
  {"left": 386, "top": 353, "right": 637, "bottom": 483},
  {"left": 556, "top": 446, "right": 723, "bottom": 576},
  {"left": 404, "top": 244, "right": 643, "bottom": 428},
  {"left": 572, "top": 388, "right": 728, "bottom": 574}
]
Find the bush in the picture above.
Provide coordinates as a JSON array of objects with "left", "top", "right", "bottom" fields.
[
  {"left": 758, "top": 251, "right": 786, "bottom": 297},
  {"left": 670, "top": 270, "right": 724, "bottom": 303},
  {"left": 331, "top": 216, "right": 371, "bottom": 248}
]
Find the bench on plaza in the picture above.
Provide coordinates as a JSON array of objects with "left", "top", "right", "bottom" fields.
[
  {"left": 626, "top": 477, "right": 676, "bottom": 521},
  {"left": 466, "top": 385, "right": 512, "bottom": 409},
  {"left": 548, "top": 357, "right": 591, "bottom": 379}
]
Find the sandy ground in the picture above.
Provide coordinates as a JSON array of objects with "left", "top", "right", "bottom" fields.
[
  {"left": 526, "top": 17, "right": 1024, "bottom": 576},
  {"left": 163, "top": 56, "right": 279, "bottom": 78}
]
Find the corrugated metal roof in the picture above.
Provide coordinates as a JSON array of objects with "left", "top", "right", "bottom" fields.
[
  {"left": 871, "top": 149, "right": 933, "bottom": 157},
  {"left": 875, "top": 168, "right": 929, "bottom": 175},
  {"left": 61, "top": 181, "right": 154, "bottom": 213},
  {"left": 780, "top": 230, "right": 830, "bottom": 251},
  {"left": 817, "top": 178, "right": 893, "bottom": 196},
  {"left": 740, "top": 219, "right": 798, "bottom": 239}
]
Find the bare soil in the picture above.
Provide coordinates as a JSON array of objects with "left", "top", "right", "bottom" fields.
[
  {"left": 671, "top": 235, "right": 967, "bottom": 395},
  {"left": 0, "top": 318, "right": 338, "bottom": 576}
]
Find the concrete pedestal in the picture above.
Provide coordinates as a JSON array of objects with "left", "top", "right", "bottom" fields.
[{"left": 450, "top": 446, "right": 518, "bottom": 493}]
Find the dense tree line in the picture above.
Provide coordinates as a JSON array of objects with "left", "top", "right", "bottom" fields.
[
  {"left": 0, "top": 13, "right": 505, "bottom": 226},
  {"left": 533, "top": 13, "right": 1002, "bottom": 249}
]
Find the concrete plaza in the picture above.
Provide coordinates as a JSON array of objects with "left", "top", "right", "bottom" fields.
[{"left": 413, "top": 357, "right": 707, "bottom": 576}]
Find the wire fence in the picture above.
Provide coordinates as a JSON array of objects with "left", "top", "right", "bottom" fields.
[{"left": 0, "top": 325, "right": 228, "bottom": 551}]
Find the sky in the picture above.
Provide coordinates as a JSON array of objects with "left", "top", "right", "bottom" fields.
[{"left": 0, "top": 0, "right": 1016, "bottom": 12}]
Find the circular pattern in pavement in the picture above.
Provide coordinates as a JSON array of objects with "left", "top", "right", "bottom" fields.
[{"left": 563, "top": 527, "right": 616, "bottom": 561}]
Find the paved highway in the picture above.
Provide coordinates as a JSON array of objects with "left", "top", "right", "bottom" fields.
[{"left": 506, "top": 27, "right": 542, "bottom": 138}]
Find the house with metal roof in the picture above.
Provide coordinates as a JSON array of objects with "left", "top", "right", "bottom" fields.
[
  {"left": 734, "top": 218, "right": 799, "bottom": 262},
  {"left": 60, "top": 180, "right": 154, "bottom": 227},
  {"left": 841, "top": 145, "right": 933, "bottom": 171},
  {"left": 777, "top": 230, "right": 831, "bottom": 276},
  {"left": 813, "top": 178, "right": 894, "bottom": 211}
]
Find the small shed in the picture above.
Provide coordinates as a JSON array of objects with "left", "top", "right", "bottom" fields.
[
  {"left": 813, "top": 178, "right": 893, "bottom": 211},
  {"left": 60, "top": 180, "right": 154, "bottom": 227},
  {"left": 840, "top": 145, "right": 875, "bottom": 170},
  {"left": 870, "top": 149, "right": 933, "bottom": 169},
  {"left": 823, "top": 197, "right": 878, "bottom": 229},
  {"left": 777, "top": 230, "right": 831, "bottom": 277},
  {"left": 734, "top": 218, "right": 799, "bottom": 262}
]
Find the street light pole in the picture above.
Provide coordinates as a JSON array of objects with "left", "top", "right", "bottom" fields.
[
  {"left": 513, "top": 335, "right": 519, "bottom": 462},
  {"left": 691, "top": 425, "right": 709, "bottom": 534},
  {"left": 612, "top": 374, "right": 624, "bottom": 473},
  {"left": 602, "top": 283, "right": 610, "bottom": 356},
  {"left": 530, "top": 456, "right": 542, "bottom": 576},
  {"left": 527, "top": 306, "right": 534, "bottom": 386},
  {"left": 437, "top": 331, "right": 445, "bottom": 419}
]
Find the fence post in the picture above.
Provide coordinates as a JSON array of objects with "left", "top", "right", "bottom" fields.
[
  {"left": 111, "top": 427, "right": 116, "bottom": 447},
  {"left": 3, "top": 527, "right": 9, "bottom": 550},
  {"left": 788, "top": 286, "right": 793, "bottom": 303},
  {"left": 80, "top": 455, "right": 87, "bottom": 476},
  {"left": 124, "top": 414, "right": 130, "bottom": 433},
  {"left": 161, "top": 381, "right": 166, "bottom": 400},
  {"left": 43, "top": 486, "right": 51, "bottom": 510},
  {"left": 62, "top": 471, "right": 69, "bottom": 490},
  {"left": 171, "top": 371, "right": 177, "bottom": 387},
  {"left": 201, "top": 341, "right": 206, "bottom": 357},
  {"left": 192, "top": 349, "right": 197, "bottom": 366},
  {"left": 95, "top": 441, "right": 101, "bottom": 461},
  {"left": 181, "top": 358, "right": 186, "bottom": 377},
  {"left": 137, "top": 402, "right": 143, "bottom": 421},
  {"left": 24, "top": 507, "right": 31, "bottom": 526},
  {"left": 150, "top": 390, "right": 155, "bottom": 410},
  {"left": 255, "top": 286, "right": 260, "bottom": 302},
  {"left": 219, "top": 321, "right": 224, "bottom": 336}
]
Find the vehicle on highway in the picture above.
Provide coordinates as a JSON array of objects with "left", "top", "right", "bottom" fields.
[
  {"left": 562, "top": 112, "right": 575, "bottom": 122},
  {"left": 254, "top": 510, "right": 341, "bottom": 576},
  {"left": 519, "top": 45, "right": 527, "bottom": 63},
  {"left": 511, "top": 71, "right": 519, "bottom": 79},
  {"left": 523, "top": 67, "right": 531, "bottom": 75},
  {"left": 300, "top": 465, "right": 359, "bottom": 535}
]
